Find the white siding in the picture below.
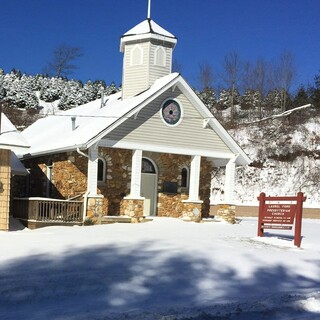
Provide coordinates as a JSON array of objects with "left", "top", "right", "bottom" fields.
[
  {"left": 122, "top": 41, "right": 173, "bottom": 99},
  {"left": 107, "top": 89, "right": 233, "bottom": 155},
  {"left": 122, "top": 42, "right": 150, "bottom": 99}
]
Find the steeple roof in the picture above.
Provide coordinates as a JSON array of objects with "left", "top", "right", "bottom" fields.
[{"left": 120, "top": 19, "right": 177, "bottom": 52}]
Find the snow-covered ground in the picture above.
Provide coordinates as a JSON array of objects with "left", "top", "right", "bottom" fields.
[
  {"left": 0, "top": 217, "right": 319, "bottom": 319},
  {"left": 211, "top": 114, "right": 320, "bottom": 207}
]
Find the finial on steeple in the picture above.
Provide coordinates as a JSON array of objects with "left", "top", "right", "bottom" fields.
[{"left": 147, "top": 0, "right": 151, "bottom": 19}]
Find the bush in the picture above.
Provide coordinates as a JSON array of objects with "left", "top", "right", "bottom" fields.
[{"left": 83, "top": 217, "right": 95, "bottom": 226}]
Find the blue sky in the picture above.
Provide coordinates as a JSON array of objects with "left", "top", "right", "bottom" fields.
[{"left": 1, "top": 0, "right": 319, "bottom": 91}]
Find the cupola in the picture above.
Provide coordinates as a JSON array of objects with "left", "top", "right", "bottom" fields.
[{"left": 120, "top": 17, "right": 177, "bottom": 100}]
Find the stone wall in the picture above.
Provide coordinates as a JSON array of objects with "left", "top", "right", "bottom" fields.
[
  {"left": 19, "top": 148, "right": 213, "bottom": 219},
  {"left": 0, "top": 149, "right": 11, "bottom": 231},
  {"left": 120, "top": 198, "right": 144, "bottom": 218},
  {"left": 22, "top": 151, "right": 88, "bottom": 199},
  {"left": 98, "top": 148, "right": 132, "bottom": 215}
]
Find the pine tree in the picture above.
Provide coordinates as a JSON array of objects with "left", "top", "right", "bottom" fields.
[{"left": 197, "top": 87, "right": 217, "bottom": 114}]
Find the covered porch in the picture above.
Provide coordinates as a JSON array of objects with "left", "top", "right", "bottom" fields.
[{"left": 84, "top": 143, "right": 239, "bottom": 223}]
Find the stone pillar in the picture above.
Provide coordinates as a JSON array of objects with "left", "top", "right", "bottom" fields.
[
  {"left": 120, "top": 198, "right": 144, "bottom": 218},
  {"left": 216, "top": 204, "right": 236, "bottom": 224},
  {"left": 86, "top": 195, "right": 104, "bottom": 223},
  {"left": 0, "top": 149, "right": 11, "bottom": 231}
]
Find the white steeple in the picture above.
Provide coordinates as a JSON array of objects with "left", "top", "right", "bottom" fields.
[{"left": 120, "top": 4, "right": 177, "bottom": 100}]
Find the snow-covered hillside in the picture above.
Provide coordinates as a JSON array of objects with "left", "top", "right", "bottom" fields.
[
  {"left": 212, "top": 110, "right": 320, "bottom": 207},
  {"left": 0, "top": 217, "right": 319, "bottom": 319}
]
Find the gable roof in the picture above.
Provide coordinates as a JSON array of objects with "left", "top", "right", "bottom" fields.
[
  {"left": 20, "top": 73, "right": 250, "bottom": 166},
  {"left": 120, "top": 19, "right": 177, "bottom": 52},
  {"left": 0, "top": 113, "right": 29, "bottom": 151},
  {"left": 122, "top": 19, "right": 176, "bottom": 38}
]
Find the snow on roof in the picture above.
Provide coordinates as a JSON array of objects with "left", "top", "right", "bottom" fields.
[
  {"left": 120, "top": 19, "right": 177, "bottom": 52},
  {"left": 0, "top": 113, "right": 29, "bottom": 150},
  {"left": 122, "top": 19, "right": 176, "bottom": 38},
  {"left": 20, "top": 73, "right": 180, "bottom": 158}
]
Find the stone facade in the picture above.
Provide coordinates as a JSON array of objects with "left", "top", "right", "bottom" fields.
[
  {"left": 22, "top": 151, "right": 87, "bottom": 199},
  {"left": 120, "top": 198, "right": 144, "bottom": 217},
  {"left": 18, "top": 147, "right": 213, "bottom": 220},
  {"left": 0, "top": 149, "right": 11, "bottom": 231},
  {"left": 216, "top": 204, "right": 236, "bottom": 224}
]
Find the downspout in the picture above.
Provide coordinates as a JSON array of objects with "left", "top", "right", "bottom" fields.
[{"left": 76, "top": 148, "right": 90, "bottom": 222}]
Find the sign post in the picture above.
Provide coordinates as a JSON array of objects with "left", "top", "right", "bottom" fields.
[{"left": 257, "top": 192, "right": 306, "bottom": 247}]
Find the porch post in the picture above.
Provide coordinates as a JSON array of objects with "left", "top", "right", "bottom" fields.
[
  {"left": 87, "top": 146, "right": 99, "bottom": 195},
  {"left": 188, "top": 155, "right": 201, "bottom": 202},
  {"left": 121, "top": 149, "right": 144, "bottom": 219},
  {"left": 224, "top": 155, "right": 238, "bottom": 204},
  {"left": 129, "top": 149, "right": 143, "bottom": 198}
]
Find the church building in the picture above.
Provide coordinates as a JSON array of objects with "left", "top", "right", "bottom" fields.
[{"left": 15, "top": 11, "right": 250, "bottom": 225}]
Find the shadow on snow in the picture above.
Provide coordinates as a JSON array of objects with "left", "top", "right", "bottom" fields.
[{"left": 0, "top": 241, "right": 319, "bottom": 319}]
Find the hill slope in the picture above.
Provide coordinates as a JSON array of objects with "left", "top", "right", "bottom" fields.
[{"left": 212, "top": 108, "right": 320, "bottom": 207}]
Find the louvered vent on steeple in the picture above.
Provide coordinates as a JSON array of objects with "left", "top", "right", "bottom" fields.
[{"left": 120, "top": 16, "right": 177, "bottom": 100}]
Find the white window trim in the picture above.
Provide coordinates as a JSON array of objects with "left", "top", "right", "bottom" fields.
[
  {"left": 97, "top": 157, "right": 106, "bottom": 184},
  {"left": 130, "top": 44, "right": 143, "bottom": 66},
  {"left": 159, "top": 97, "right": 184, "bottom": 127},
  {"left": 181, "top": 166, "right": 190, "bottom": 190},
  {"left": 154, "top": 46, "right": 166, "bottom": 67}
]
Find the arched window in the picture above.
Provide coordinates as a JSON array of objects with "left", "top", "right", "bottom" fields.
[
  {"left": 130, "top": 45, "right": 143, "bottom": 65},
  {"left": 181, "top": 167, "right": 189, "bottom": 189},
  {"left": 154, "top": 46, "right": 166, "bottom": 67},
  {"left": 97, "top": 158, "right": 106, "bottom": 183},
  {"left": 141, "top": 158, "right": 156, "bottom": 174}
]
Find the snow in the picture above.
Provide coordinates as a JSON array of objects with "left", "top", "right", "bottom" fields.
[
  {"left": 123, "top": 19, "right": 176, "bottom": 38},
  {"left": 211, "top": 113, "right": 320, "bottom": 207},
  {"left": 0, "top": 217, "right": 319, "bottom": 319},
  {"left": 0, "top": 113, "right": 29, "bottom": 150},
  {"left": 20, "top": 73, "right": 180, "bottom": 157}
]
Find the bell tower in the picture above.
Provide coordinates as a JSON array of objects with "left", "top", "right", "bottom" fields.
[{"left": 120, "top": 3, "right": 177, "bottom": 100}]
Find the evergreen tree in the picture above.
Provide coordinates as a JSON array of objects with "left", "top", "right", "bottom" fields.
[
  {"left": 4, "top": 73, "right": 38, "bottom": 109},
  {"left": 311, "top": 73, "right": 320, "bottom": 108},
  {"left": 197, "top": 87, "right": 217, "bottom": 114},
  {"left": 58, "top": 80, "right": 85, "bottom": 110},
  {"left": 292, "top": 86, "right": 310, "bottom": 108}
]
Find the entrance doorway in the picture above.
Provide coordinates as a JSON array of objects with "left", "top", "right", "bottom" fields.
[{"left": 141, "top": 158, "right": 157, "bottom": 216}]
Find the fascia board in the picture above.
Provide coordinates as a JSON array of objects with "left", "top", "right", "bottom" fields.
[
  {"left": 120, "top": 34, "right": 177, "bottom": 52},
  {"left": 19, "top": 144, "right": 86, "bottom": 159}
]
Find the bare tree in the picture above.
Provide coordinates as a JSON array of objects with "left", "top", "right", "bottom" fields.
[
  {"left": 252, "top": 58, "right": 270, "bottom": 118},
  {"left": 198, "top": 62, "right": 214, "bottom": 91},
  {"left": 273, "top": 51, "right": 296, "bottom": 112},
  {"left": 172, "top": 59, "right": 183, "bottom": 74},
  {"left": 221, "top": 51, "right": 241, "bottom": 120},
  {"left": 45, "top": 44, "right": 83, "bottom": 78}
]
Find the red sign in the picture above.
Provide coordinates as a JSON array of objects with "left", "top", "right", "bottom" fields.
[{"left": 257, "top": 192, "right": 306, "bottom": 247}]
